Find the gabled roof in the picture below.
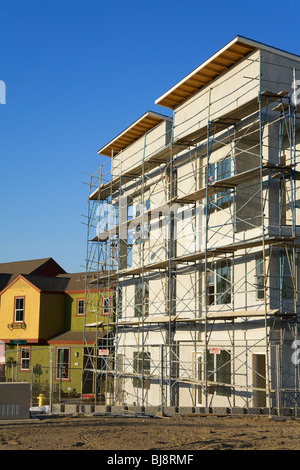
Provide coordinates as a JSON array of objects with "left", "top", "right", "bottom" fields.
[
  {"left": 155, "top": 35, "right": 300, "bottom": 109},
  {"left": 0, "top": 257, "right": 66, "bottom": 276},
  {"left": 97, "top": 110, "right": 172, "bottom": 157},
  {"left": 0, "top": 273, "right": 68, "bottom": 295},
  {"left": 0, "top": 274, "right": 43, "bottom": 295},
  {"left": 0, "top": 257, "right": 66, "bottom": 293},
  {"left": 0, "top": 258, "right": 92, "bottom": 293},
  {"left": 0, "top": 270, "right": 99, "bottom": 295}
]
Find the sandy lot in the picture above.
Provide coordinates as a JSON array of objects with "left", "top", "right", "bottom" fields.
[{"left": 0, "top": 414, "right": 299, "bottom": 451}]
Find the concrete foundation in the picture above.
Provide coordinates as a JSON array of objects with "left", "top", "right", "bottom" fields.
[{"left": 0, "top": 383, "right": 30, "bottom": 420}]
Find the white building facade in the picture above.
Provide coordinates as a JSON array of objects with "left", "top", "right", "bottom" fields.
[{"left": 84, "top": 36, "right": 300, "bottom": 415}]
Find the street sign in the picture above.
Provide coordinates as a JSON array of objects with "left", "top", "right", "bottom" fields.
[{"left": 9, "top": 340, "right": 27, "bottom": 345}]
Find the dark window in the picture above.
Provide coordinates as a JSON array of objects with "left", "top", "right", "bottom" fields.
[
  {"left": 255, "top": 254, "right": 265, "bottom": 300},
  {"left": 134, "top": 280, "right": 149, "bottom": 317},
  {"left": 133, "top": 351, "right": 151, "bottom": 388},
  {"left": 206, "top": 158, "right": 232, "bottom": 212},
  {"left": 14, "top": 297, "right": 24, "bottom": 322},
  {"left": 77, "top": 299, "right": 85, "bottom": 315},
  {"left": 103, "top": 298, "right": 109, "bottom": 315},
  {"left": 56, "top": 348, "right": 70, "bottom": 380},
  {"left": 282, "top": 252, "right": 294, "bottom": 299},
  {"left": 20, "top": 347, "right": 30, "bottom": 371},
  {"left": 216, "top": 158, "right": 231, "bottom": 209},
  {"left": 216, "top": 260, "right": 231, "bottom": 305},
  {"left": 207, "top": 349, "right": 231, "bottom": 397},
  {"left": 197, "top": 355, "right": 203, "bottom": 403},
  {"left": 206, "top": 270, "right": 215, "bottom": 305},
  {"left": 207, "top": 261, "right": 231, "bottom": 306}
]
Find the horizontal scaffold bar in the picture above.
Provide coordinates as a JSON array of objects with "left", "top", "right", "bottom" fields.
[
  {"left": 89, "top": 236, "right": 296, "bottom": 282},
  {"left": 84, "top": 309, "right": 283, "bottom": 330},
  {"left": 92, "top": 161, "right": 300, "bottom": 240}
]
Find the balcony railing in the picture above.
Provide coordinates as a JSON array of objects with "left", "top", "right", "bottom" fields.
[{"left": 7, "top": 323, "right": 27, "bottom": 331}]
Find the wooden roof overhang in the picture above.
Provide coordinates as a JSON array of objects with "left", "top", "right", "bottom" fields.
[
  {"left": 155, "top": 35, "right": 300, "bottom": 110},
  {"left": 97, "top": 111, "right": 171, "bottom": 157}
]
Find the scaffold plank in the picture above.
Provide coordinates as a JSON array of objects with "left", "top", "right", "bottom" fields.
[
  {"left": 84, "top": 310, "right": 279, "bottom": 329},
  {"left": 89, "top": 236, "right": 295, "bottom": 283}
]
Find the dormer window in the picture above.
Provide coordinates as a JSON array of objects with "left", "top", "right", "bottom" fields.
[{"left": 14, "top": 297, "right": 24, "bottom": 323}]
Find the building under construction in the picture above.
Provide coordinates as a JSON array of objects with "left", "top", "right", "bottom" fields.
[{"left": 82, "top": 36, "right": 300, "bottom": 415}]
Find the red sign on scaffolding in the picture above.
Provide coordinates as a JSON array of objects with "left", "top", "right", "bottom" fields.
[
  {"left": 209, "top": 348, "right": 221, "bottom": 355},
  {"left": 98, "top": 349, "right": 110, "bottom": 356}
]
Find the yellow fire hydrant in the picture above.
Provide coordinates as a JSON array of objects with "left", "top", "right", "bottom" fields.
[{"left": 37, "top": 393, "right": 44, "bottom": 407}]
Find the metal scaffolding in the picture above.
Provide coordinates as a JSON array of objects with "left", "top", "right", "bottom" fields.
[{"left": 82, "top": 48, "right": 300, "bottom": 415}]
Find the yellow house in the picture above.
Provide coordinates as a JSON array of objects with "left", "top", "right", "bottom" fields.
[
  {"left": 0, "top": 258, "right": 112, "bottom": 349},
  {"left": 0, "top": 258, "right": 67, "bottom": 345},
  {"left": 0, "top": 274, "right": 65, "bottom": 344},
  {"left": 0, "top": 258, "right": 113, "bottom": 400}
]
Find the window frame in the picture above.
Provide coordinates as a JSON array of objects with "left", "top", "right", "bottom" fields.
[
  {"left": 216, "top": 260, "right": 231, "bottom": 305},
  {"left": 134, "top": 280, "right": 149, "bottom": 318},
  {"left": 20, "top": 346, "right": 30, "bottom": 371},
  {"left": 76, "top": 298, "right": 85, "bottom": 316},
  {"left": 206, "top": 260, "right": 231, "bottom": 306},
  {"left": 55, "top": 347, "right": 70, "bottom": 381},
  {"left": 112, "top": 286, "right": 122, "bottom": 319},
  {"left": 206, "top": 349, "right": 232, "bottom": 397},
  {"left": 134, "top": 199, "right": 151, "bottom": 245},
  {"left": 216, "top": 157, "right": 232, "bottom": 210},
  {"left": 133, "top": 351, "right": 151, "bottom": 389},
  {"left": 282, "top": 250, "right": 295, "bottom": 300},
  {"left": 14, "top": 296, "right": 25, "bottom": 323},
  {"left": 206, "top": 157, "right": 232, "bottom": 212},
  {"left": 255, "top": 253, "right": 265, "bottom": 300},
  {"left": 206, "top": 270, "right": 215, "bottom": 306},
  {"left": 103, "top": 297, "right": 110, "bottom": 316}
]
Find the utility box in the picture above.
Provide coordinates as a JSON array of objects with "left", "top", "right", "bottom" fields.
[{"left": 0, "top": 383, "right": 31, "bottom": 420}]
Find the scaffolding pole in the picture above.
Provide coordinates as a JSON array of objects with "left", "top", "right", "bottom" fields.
[{"left": 83, "top": 58, "right": 300, "bottom": 413}]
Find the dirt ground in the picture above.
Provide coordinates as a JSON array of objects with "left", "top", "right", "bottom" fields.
[{"left": 0, "top": 413, "right": 300, "bottom": 451}]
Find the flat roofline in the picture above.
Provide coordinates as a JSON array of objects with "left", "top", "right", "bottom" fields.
[
  {"left": 155, "top": 35, "right": 300, "bottom": 110},
  {"left": 97, "top": 110, "right": 172, "bottom": 157}
]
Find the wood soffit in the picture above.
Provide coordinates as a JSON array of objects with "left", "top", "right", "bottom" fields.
[
  {"left": 97, "top": 111, "right": 171, "bottom": 157},
  {"left": 155, "top": 38, "right": 258, "bottom": 110}
]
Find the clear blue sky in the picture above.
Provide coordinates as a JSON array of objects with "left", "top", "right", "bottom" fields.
[{"left": 1, "top": 0, "right": 300, "bottom": 273}]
